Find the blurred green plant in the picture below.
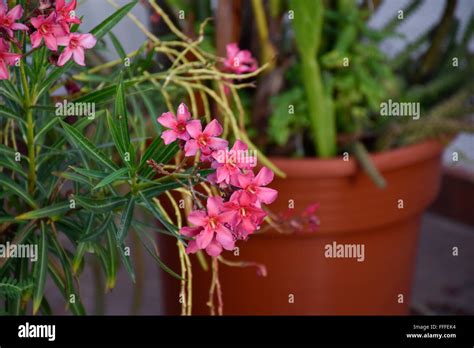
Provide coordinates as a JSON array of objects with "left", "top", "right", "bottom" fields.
[{"left": 0, "top": 0, "right": 271, "bottom": 315}]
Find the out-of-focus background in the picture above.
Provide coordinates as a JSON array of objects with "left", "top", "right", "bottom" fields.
[{"left": 43, "top": 0, "right": 473, "bottom": 314}]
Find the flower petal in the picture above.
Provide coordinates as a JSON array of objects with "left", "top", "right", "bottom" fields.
[
  {"left": 216, "top": 226, "right": 234, "bottom": 251},
  {"left": 161, "top": 129, "right": 178, "bottom": 145},
  {"left": 44, "top": 34, "right": 58, "bottom": 51},
  {"left": 30, "top": 31, "right": 43, "bottom": 48},
  {"left": 7, "top": 5, "right": 23, "bottom": 20},
  {"left": 206, "top": 196, "right": 223, "bottom": 216},
  {"left": 180, "top": 226, "right": 202, "bottom": 237},
  {"left": 254, "top": 166, "right": 274, "bottom": 186},
  {"left": 0, "top": 61, "right": 9, "bottom": 80},
  {"left": 30, "top": 16, "right": 43, "bottom": 29},
  {"left": 11, "top": 23, "right": 28, "bottom": 31},
  {"left": 72, "top": 46, "right": 85, "bottom": 65},
  {"left": 256, "top": 187, "right": 278, "bottom": 204},
  {"left": 79, "top": 33, "right": 97, "bottom": 49},
  {"left": 203, "top": 119, "right": 223, "bottom": 137},
  {"left": 196, "top": 228, "right": 213, "bottom": 249},
  {"left": 185, "top": 240, "right": 199, "bottom": 254},
  {"left": 205, "top": 239, "right": 223, "bottom": 257},
  {"left": 187, "top": 210, "right": 207, "bottom": 227},
  {"left": 57, "top": 48, "right": 72, "bottom": 66},
  {"left": 185, "top": 119, "right": 202, "bottom": 139},
  {"left": 2, "top": 52, "right": 21, "bottom": 66},
  {"left": 208, "top": 137, "right": 228, "bottom": 150},
  {"left": 157, "top": 111, "right": 177, "bottom": 129},
  {"left": 184, "top": 139, "right": 198, "bottom": 157},
  {"left": 176, "top": 102, "right": 191, "bottom": 122},
  {"left": 226, "top": 43, "right": 239, "bottom": 60}
]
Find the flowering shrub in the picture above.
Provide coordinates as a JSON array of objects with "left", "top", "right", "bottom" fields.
[
  {"left": 158, "top": 103, "right": 278, "bottom": 256},
  {"left": 0, "top": 0, "right": 95, "bottom": 80}
]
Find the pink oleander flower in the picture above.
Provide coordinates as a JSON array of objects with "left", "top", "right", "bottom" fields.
[
  {"left": 224, "top": 190, "right": 267, "bottom": 239},
  {"left": 0, "top": 38, "right": 21, "bottom": 80},
  {"left": 184, "top": 119, "right": 228, "bottom": 157},
  {"left": 56, "top": 32, "right": 96, "bottom": 66},
  {"left": 0, "top": 3, "right": 28, "bottom": 38},
  {"left": 30, "top": 12, "right": 67, "bottom": 51},
  {"left": 56, "top": 0, "right": 81, "bottom": 29},
  {"left": 157, "top": 103, "right": 192, "bottom": 145},
  {"left": 183, "top": 196, "right": 235, "bottom": 256},
  {"left": 211, "top": 140, "right": 255, "bottom": 185},
  {"left": 237, "top": 167, "right": 278, "bottom": 205},
  {"left": 224, "top": 43, "right": 258, "bottom": 74}
]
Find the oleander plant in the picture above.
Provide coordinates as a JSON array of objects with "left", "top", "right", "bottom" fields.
[{"left": 0, "top": 0, "right": 282, "bottom": 315}]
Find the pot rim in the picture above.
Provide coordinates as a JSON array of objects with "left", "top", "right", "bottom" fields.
[{"left": 269, "top": 140, "right": 444, "bottom": 178}]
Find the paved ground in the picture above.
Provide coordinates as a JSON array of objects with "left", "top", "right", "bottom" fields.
[
  {"left": 412, "top": 212, "right": 474, "bottom": 315},
  {"left": 45, "top": 212, "right": 474, "bottom": 315}
]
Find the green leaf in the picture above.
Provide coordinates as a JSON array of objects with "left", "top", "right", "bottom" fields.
[
  {"left": 80, "top": 213, "right": 113, "bottom": 242},
  {"left": 34, "top": 63, "right": 73, "bottom": 99},
  {"left": 0, "top": 277, "right": 33, "bottom": 299},
  {"left": 60, "top": 120, "right": 117, "bottom": 171},
  {"left": 93, "top": 167, "right": 129, "bottom": 190},
  {"left": 114, "top": 76, "right": 135, "bottom": 169},
  {"left": 32, "top": 222, "right": 48, "bottom": 315},
  {"left": 110, "top": 223, "right": 136, "bottom": 283},
  {"left": 72, "top": 214, "right": 94, "bottom": 274},
  {"left": 0, "top": 157, "right": 27, "bottom": 178},
  {"left": 116, "top": 197, "right": 135, "bottom": 243},
  {"left": 0, "top": 105, "right": 25, "bottom": 124},
  {"left": 48, "top": 233, "right": 86, "bottom": 315},
  {"left": 105, "top": 227, "right": 118, "bottom": 290},
  {"left": 109, "top": 32, "right": 127, "bottom": 60},
  {"left": 15, "top": 201, "right": 71, "bottom": 220},
  {"left": 69, "top": 166, "right": 111, "bottom": 180},
  {"left": 106, "top": 110, "right": 125, "bottom": 154},
  {"left": 137, "top": 191, "right": 179, "bottom": 237},
  {"left": 90, "top": 1, "right": 137, "bottom": 40},
  {"left": 0, "top": 173, "right": 37, "bottom": 209},
  {"left": 74, "top": 195, "right": 128, "bottom": 213},
  {"left": 54, "top": 171, "right": 94, "bottom": 187},
  {"left": 135, "top": 228, "right": 181, "bottom": 280},
  {"left": 72, "top": 242, "right": 88, "bottom": 275},
  {"left": 115, "top": 75, "right": 131, "bottom": 148}
]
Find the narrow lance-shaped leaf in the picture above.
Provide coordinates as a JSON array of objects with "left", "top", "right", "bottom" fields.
[
  {"left": 116, "top": 197, "right": 135, "bottom": 243},
  {"left": 138, "top": 191, "right": 180, "bottom": 238},
  {"left": 33, "top": 222, "right": 48, "bottom": 315},
  {"left": 0, "top": 173, "right": 37, "bottom": 209},
  {"left": 74, "top": 195, "right": 128, "bottom": 213},
  {"left": 60, "top": 120, "right": 117, "bottom": 171},
  {"left": 15, "top": 201, "right": 71, "bottom": 221},
  {"left": 105, "top": 227, "right": 118, "bottom": 290},
  {"left": 93, "top": 167, "right": 129, "bottom": 190},
  {"left": 48, "top": 231, "right": 86, "bottom": 315}
]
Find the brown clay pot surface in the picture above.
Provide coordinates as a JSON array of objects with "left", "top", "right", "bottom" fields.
[{"left": 160, "top": 140, "right": 444, "bottom": 315}]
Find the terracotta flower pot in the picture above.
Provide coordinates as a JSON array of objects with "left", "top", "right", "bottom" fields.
[{"left": 160, "top": 140, "right": 444, "bottom": 315}]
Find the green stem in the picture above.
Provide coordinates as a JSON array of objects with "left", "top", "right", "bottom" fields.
[
  {"left": 20, "top": 59, "right": 36, "bottom": 194},
  {"left": 351, "top": 141, "right": 386, "bottom": 189}
]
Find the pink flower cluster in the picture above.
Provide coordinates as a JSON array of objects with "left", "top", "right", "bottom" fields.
[
  {"left": 157, "top": 103, "right": 278, "bottom": 257},
  {"left": 0, "top": 0, "right": 96, "bottom": 79},
  {"left": 221, "top": 43, "right": 258, "bottom": 95}
]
